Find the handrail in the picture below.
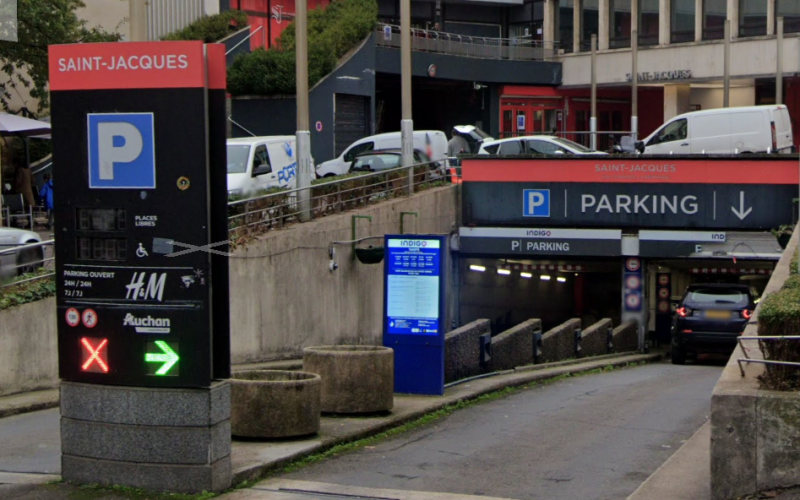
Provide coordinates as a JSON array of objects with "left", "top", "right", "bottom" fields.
[{"left": 736, "top": 335, "right": 800, "bottom": 377}]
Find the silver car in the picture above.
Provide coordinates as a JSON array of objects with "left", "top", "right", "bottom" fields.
[{"left": 0, "top": 227, "right": 43, "bottom": 278}]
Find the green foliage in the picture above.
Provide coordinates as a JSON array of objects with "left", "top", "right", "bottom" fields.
[
  {"left": 782, "top": 275, "right": 800, "bottom": 291},
  {"left": 227, "top": 0, "right": 377, "bottom": 96},
  {"left": 757, "top": 286, "right": 800, "bottom": 391},
  {"left": 0, "top": 271, "right": 55, "bottom": 310},
  {"left": 161, "top": 10, "right": 248, "bottom": 42},
  {"left": 0, "top": 0, "right": 121, "bottom": 115},
  {"left": 792, "top": 249, "right": 799, "bottom": 275}
]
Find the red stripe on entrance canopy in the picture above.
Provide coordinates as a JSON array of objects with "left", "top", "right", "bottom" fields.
[
  {"left": 49, "top": 42, "right": 206, "bottom": 91},
  {"left": 461, "top": 158, "right": 799, "bottom": 184}
]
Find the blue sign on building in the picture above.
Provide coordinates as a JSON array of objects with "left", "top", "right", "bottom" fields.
[
  {"left": 88, "top": 113, "right": 156, "bottom": 189},
  {"left": 384, "top": 235, "right": 447, "bottom": 395},
  {"left": 523, "top": 189, "right": 550, "bottom": 217}
]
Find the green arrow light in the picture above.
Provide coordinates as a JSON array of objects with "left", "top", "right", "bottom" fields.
[{"left": 145, "top": 340, "right": 180, "bottom": 376}]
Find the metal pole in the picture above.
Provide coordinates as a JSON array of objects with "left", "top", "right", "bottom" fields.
[
  {"left": 400, "top": 0, "right": 414, "bottom": 194},
  {"left": 778, "top": 17, "right": 784, "bottom": 105},
  {"left": 631, "top": 29, "right": 638, "bottom": 142},
  {"left": 296, "top": 0, "right": 312, "bottom": 221},
  {"left": 590, "top": 33, "right": 597, "bottom": 151},
  {"left": 723, "top": 19, "right": 730, "bottom": 108}
]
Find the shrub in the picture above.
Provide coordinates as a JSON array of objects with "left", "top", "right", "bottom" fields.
[
  {"left": 757, "top": 287, "right": 800, "bottom": 390},
  {"left": 228, "top": 0, "right": 377, "bottom": 96},
  {"left": 161, "top": 10, "right": 249, "bottom": 42}
]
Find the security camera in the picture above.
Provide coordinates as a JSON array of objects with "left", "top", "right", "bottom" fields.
[{"left": 329, "top": 260, "right": 339, "bottom": 272}]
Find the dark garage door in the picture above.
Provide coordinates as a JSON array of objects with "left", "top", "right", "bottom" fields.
[{"left": 334, "top": 94, "right": 369, "bottom": 157}]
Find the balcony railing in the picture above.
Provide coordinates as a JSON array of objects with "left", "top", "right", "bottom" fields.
[{"left": 375, "top": 24, "right": 558, "bottom": 61}]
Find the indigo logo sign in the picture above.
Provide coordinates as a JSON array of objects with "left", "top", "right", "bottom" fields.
[
  {"left": 88, "top": 113, "right": 155, "bottom": 189},
  {"left": 523, "top": 189, "right": 550, "bottom": 217}
]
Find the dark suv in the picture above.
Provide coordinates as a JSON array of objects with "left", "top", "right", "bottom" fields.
[{"left": 671, "top": 283, "right": 755, "bottom": 365}]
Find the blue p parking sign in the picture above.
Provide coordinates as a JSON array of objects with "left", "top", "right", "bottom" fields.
[
  {"left": 88, "top": 113, "right": 156, "bottom": 189},
  {"left": 523, "top": 189, "right": 550, "bottom": 217}
]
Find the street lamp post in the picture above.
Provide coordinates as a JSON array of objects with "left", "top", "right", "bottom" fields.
[
  {"left": 296, "top": 0, "right": 312, "bottom": 221},
  {"left": 400, "top": 0, "right": 414, "bottom": 194}
]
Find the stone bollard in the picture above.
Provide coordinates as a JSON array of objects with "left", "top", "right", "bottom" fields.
[
  {"left": 303, "top": 346, "right": 394, "bottom": 414},
  {"left": 230, "top": 370, "right": 321, "bottom": 439}
]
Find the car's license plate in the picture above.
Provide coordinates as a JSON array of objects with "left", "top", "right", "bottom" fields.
[{"left": 706, "top": 310, "right": 731, "bottom": 319}]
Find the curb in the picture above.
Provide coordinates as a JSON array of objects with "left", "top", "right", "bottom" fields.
[{"left": 231, "top": 351, "right": 663, "bottom": 485}]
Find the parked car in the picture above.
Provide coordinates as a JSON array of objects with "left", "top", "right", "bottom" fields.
[
  {"left": 349, "top": 149, "right": 438, "bottom": 174},
  {"left": 636, "top": 105, "right": 794, "bottom": 155},
  {"left": 671, "top": 283, "right": 756, "bottom": 365},
  {"left": 316, "top": 130, "right": 448, "bottom": 178},
  {"left": 453, "top": 124, "right": 494, "bottom": 153},
  {"left": 227, "top": 136, "right": 300, "bottom": 197},
  {"left": 0, "top": 226, "right": 43, "bottom": 278},
  {"left": 478, "top": 135, "right": 608, "bottom": 155}
]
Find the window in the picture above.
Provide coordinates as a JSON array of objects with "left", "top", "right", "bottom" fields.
[
  {"left": 671, "top": 0, "right": 695, "bottom": 43},
  {"left": 344, "top": 141, "right": 374, "bottom": 162},
  {"left": 639, "top": 0, "right": 659, "bottom": 45},
  {"left": 226, "top": 145, "right": 250, "bottom": 174},
  {"left": 609, "top": 0, "right": 632, "bottom": 48},
  {"left": 777, "top": 0, "right": 800, "bottom": 34},
  {"left": 499, "top": 140, "right": 524, "bottom": 155},
  {"left": 527, "top": 140, "right": 564, "bottom": 154},
  {"left": 582, "top": 0, "right": 599, "bottom": 51},
  {"left": 482, "top": 144, "right": 500, "bottom": 154},
  {"left": 652, "top": 119, "right": 688, "bottom": 145},
  {"left": 740, "top": 0, "right": 767, "bottom": 36},
  {"left": 252, "top": 145, "right": 271, "bottom": 176},
  {"left": 703, "top": 0, "right": 726, "bottom": 40},
  {"left": 557, "top": 0, "right": 574, "bottom": 53},
  {"left": 352, "top": 153, "right": 401, "bottom": 171}
]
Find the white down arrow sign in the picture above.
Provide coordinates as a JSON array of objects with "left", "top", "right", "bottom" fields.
[{"left": 731, "top": 191, "right": 753, "bottom": 220}]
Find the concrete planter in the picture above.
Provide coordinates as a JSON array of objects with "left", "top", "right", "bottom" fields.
[
  {"left": 303, "top": 346, "right": 394, "bottom": 414},
  {"left": 230, "top": 370, "right": 321, "bottom": 439}
]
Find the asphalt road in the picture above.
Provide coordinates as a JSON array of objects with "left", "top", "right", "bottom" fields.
[{"left": 273, "top": 361, "right": 724, "bottom": 500}]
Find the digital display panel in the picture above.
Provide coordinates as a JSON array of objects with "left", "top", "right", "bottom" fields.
[
  {"left": 76, "top": 208, "right": 126, "bottom": 231},
  {"left": 385, "top": 238, "right": 443, "bottom": 335},
  {"left": 76, "top": 237, "right": 127, "bottom": 261}
]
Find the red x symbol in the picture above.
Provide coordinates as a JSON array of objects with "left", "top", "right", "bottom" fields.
[{"left": 81, "top": 338, "right": 109, "bottom": 373}]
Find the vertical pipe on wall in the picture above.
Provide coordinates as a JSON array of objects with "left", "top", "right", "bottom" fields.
[
  {"left": 778, "top": 17, "right": 784, "bottom": 105},
  {"left": 590, "top": 33, "right": 597, "bottom": 151},
  {"left": 723, "top": 19, "right": 730, "bottom": 108}
]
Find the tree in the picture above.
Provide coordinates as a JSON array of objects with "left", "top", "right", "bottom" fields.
[{"left": 0, "top": 0, "right": 120, "bottom": 116}]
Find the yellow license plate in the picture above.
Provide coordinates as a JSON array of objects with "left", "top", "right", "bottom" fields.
[{"left": 705, "top": 310, "right": 731, "bottom": 319}]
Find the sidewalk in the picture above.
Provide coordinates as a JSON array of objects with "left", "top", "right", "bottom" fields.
[{"left": 0, "top": 351, "right": 661, "bottom": 499}]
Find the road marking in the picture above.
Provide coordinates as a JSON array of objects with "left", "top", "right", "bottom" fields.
[{"left": 230, "top": 479, "right": 519, "bottom": 500}]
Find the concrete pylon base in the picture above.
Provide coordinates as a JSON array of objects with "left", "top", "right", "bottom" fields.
[{"left": 60, "top": 381, "right": 231, "bottom": 494}]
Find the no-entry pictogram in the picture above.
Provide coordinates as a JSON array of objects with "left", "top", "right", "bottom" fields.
[
  {"left": 81, "top": 337, "right": 109, "bottom": 373},
  {"left": 626, "top": 258, "right": 641, "bottom": 272}
]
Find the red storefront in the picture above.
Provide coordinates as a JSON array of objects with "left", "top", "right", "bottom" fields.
[{"left": 230, "top": 0, "right": 331, "bottom": 50}]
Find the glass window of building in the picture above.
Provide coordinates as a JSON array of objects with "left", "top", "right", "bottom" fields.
[
  {"left": 557, "top": 0, "right": 574, "bottom": 53},
  {"left": 609, "top": 0, "right": 632, "bottom": 48},
  {"left": 639, "top": 0, "right": 659, "bottom": 46},
  {"left": 777, "top": 0, "right": 800, "bottom": 34},
  {"left": 671, "top": 0, "right": 695, "bottom": 42},
  {"left": 702, "top": 0, "right": 726, "bottom": 39},
  {"left": 582, "top": 0, "right": 599, "bottom": 51},
  {"left": 739, "top": 0, "right": 767, "bottom": 36}
]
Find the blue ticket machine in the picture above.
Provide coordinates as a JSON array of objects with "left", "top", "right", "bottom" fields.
[{"left": 383, "top": 235, "right": 448, "bottom": 395}]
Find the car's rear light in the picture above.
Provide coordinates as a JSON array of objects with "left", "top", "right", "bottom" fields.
[
  {"left": 742, "top": 309, "right": 753, "bottom": 320},
  {"left": 771, "top": 122, "right": 777, "bottom": 152},
  {"left": 677, "top": 307, "right": 688, "bottom": 317},
  {"left": 682, "top": 329, "right": 692, "bottom": 333}
]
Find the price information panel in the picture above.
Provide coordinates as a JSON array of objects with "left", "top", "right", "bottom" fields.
[
  {"left": 383, "top": 235, "right": 447, "bottom": 395},
  {"left": 50, "top": 42, "right": 229, "bottom": 388}
]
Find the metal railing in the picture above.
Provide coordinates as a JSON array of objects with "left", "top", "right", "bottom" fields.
[
  {"left": 736, "top": 336, "right": 800, "bottom": 377},
  {"left": 0, "top": 239, "right": 55, "bottom": 289},
  {"left": 375, "top": 24, "right": 558, "bottom": 61},
  {"left": 228, "top": 161, "right": 452, "bottom": 238}
]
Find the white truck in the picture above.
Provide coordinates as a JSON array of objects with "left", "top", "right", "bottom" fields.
[{"left": 226, "top": 136, "right": 300, "bottom": 197}]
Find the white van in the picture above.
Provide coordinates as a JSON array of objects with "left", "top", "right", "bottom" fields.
[
  {"left": 316, "top": 130, "right": 448, "bottom": 178},
  {"left": 637, "top": 105, "right": 794, "bottom": 155},
  {"left": 227, "top": 136, "right": 300, "bottom": 197}
]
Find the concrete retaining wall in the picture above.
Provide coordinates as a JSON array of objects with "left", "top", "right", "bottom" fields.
[
  {"left": 711, "top": 227, "right": 800, "bottom": 500},
  {"left": 489, "top": 319, "right": 541, "bottom": 372},
  {"left": 0, "top": 297, "right": 58, "bottom": 397},
  {"left": 611, "top": 321, "right": 638, "bottom": 353},
  {"left": 541, "top": 318, "right": 581, "bottom": 363},
  {"left": 581, "top": 319, "right": 612, "bottom": 357},
  {"left": 445, "top": 319, "right": 490, "bottom": 383}
]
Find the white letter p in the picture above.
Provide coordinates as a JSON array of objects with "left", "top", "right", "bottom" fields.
[{"left": 98, "top": 122, "right": 143, "bottom": 180}]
